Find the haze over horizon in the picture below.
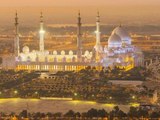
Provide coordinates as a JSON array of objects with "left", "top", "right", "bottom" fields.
[
  {"left": 0, "top": 0, "right": 160, "bottom": 7},
  {"left": 0, "top": 0, "right": 159, "bottom": 26}
]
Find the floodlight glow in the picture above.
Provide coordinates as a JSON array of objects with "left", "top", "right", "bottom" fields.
[
  {"left": 39, "top": 30, "right": 45, "bottom": 34},
  {"left": 132, "top": 96, "right": 135, "bottom": 99},
  {"left": 74, "top": 93, "right": 78, "bottom": 96},
  {"left": 14, "top": 90, "right": 18, "bottom": 94}
]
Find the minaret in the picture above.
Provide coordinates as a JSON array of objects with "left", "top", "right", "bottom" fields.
[
  {"left": 95, "top": 11, "right": 101, "bottom": 47},
  {"left": 93, "top": 11, "right": 102, "bottom": 62},
  {"left": 77, "top": 11, "right": 82, "bottom": 62},
  {"left": 14, "top": 12, "right": 20, "bottom": 56},
  {"left": 39, "top": 12, "right": 45, "bottom": 52}
]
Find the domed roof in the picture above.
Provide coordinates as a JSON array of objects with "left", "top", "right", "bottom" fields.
[
  {"left": 61, "top": 50, "right": 65, "bottom": 55},
  {"left": 69, "top": 50, "right": 73, "bottom": 55},
  {"left": 108, "top": 33, "right": 122, "bottom": 48},
  {"left": 22, "top": 46, "right": 29, "bottom": 54},
  {"left": 112, "top": 26, "right": 131, "bottom": 45},
  {"left": 53, "top": 50, "right": 57, "bottom": 55}
]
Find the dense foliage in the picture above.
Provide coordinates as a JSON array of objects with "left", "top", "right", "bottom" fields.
[{"left": 2, "top": 106, "right": 160, "bottom": 119}]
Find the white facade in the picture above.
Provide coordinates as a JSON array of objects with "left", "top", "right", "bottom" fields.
[{"left": 2, "top": 12, "right": 144, "bottom": 71}]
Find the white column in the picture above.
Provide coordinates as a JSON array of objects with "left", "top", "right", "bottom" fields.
[
  {"left": 77, "top": 11, "right": 82, "bottom": 62},
  {"left": 96, "top": 11, "right": 101, "bottom": 46},
  {"left": 39, "top": 12, "right": 45, "bottom": 52},
  {"left": 14, "top": 12, "right": 20, "bottom": 56}
]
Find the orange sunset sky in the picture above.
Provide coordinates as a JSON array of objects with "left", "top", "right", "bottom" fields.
[
  {"left": 0, "top": 0, "right": 159, "bottom": 26},
  {"left": 0, "top": 0, "right": 159, "bottom": 6}
]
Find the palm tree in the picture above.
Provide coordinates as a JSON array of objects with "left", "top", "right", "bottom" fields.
[{"left": 64, "top": 110, "right": 75, "bottom": 117}]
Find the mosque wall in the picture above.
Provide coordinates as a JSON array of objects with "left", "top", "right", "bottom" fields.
[{"left": 1, "top": 12, "right": 144, "bottom": 72}]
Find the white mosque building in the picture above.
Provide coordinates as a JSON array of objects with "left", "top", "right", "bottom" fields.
[{"left": 2, "top": 12, "right": 144, "bottom": 71}]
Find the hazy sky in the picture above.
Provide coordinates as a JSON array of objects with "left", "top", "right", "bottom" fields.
[
  {"left": 0, "top": 0, "right": 159, "bottom": 26},
  {"left": 0, "top": 0, "right": 160, "bottom": 6}
]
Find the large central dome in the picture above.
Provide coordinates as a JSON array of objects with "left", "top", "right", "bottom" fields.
[
  {"left": 112, "top": 26, "right": 131, "bottom": 45},
  {"left": 108, "top": 33, "right": 122, "bottom": 48}
]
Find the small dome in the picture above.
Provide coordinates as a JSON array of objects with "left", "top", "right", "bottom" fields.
[
  {"left": 61, "top": 50, "right": 65, "bottom": 55},
  {"left": 112, "top": 26, "right": 131, "bottom": 45},
  {"left": 53, "top": 50, "right": 57, "bottom": 55},
  {"left": 84, "top": 50, "right": 90, "bottom": 56},
  {"left": 108, "top": 33, "right": 122, "bottom": 48},
  {"left": 22, "top": 46, "right": 30, "bottom": 54},
  {"left": 69, "top": 50, "right": 73, "bottom": 55}
]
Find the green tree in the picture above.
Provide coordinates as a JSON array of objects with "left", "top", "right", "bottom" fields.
[
  {"left": 150, "top": 112, "right": 160, "bottom": 118},
  {"left": 53, "top": 112, "right": 62, "bottom": 117},
  {"left": 87, "top": 108, "right": 98, "bottom": 118},
  {"left": 64, "top": 110, "right": 75, "bottom": 117},
  {"left": 128, "top": 107, "right": 138, "bottom": 117},
  {"left": 97, "top": 109, "right": 108, "bottom": 117},
  {"left": 137, "top": 108, "right": 149, "bottom": 118}
]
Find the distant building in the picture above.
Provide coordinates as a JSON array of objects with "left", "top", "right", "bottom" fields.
[{"left": 2, "top": 12, "right": 144, "bottom": 71}]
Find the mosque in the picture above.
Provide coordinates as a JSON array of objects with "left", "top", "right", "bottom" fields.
[{"left": 2, "top": 12, "right": 144, "bottom": 71}]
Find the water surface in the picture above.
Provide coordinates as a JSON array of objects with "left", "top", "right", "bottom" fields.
[{"left": 0, "top": 98, "right": 131, "bottom": 113}]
